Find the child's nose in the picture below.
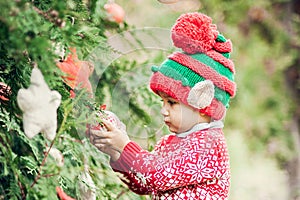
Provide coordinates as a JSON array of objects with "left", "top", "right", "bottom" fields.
[{"left": 160, "top": 106, "right": 169, "bottom": 116}]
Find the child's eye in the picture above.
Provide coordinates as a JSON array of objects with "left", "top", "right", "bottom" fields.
[{"left": 167, "top": 100, "right": 177, "bottom": 105}]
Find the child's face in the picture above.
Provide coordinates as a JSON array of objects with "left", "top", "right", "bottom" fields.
[{"left": 158, "top": 91, "right": 204, "bottom": 133}]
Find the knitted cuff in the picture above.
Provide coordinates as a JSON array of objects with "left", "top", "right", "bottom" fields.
[{"left": 110, "top": 141, "right": 142, "bottom": 173}]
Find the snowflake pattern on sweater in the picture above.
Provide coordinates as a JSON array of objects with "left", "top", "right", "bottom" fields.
[{"left": 110, "top": 128, "right": 230, "bottom": 200}]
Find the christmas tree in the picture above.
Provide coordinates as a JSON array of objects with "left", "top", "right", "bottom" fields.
[{"left": 0, "top": 0, "right": 157, "bottom": 199}]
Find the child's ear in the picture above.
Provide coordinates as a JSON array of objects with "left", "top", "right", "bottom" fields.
[{"left": 187, "top": 80, "right": 214, "bottom": 109}]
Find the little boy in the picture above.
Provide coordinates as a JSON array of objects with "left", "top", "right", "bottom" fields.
[{"left": 90, "top": 12, "right": 236, "bottom": 199}]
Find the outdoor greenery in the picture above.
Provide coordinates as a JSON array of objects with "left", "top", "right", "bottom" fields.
[{"left": 1, "top": 0, "right": 300, "bottom": 200}]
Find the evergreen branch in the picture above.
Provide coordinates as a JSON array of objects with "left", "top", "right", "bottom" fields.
[
  {"left": 116, "top": 189, "right": 128, "bottom": 199},
  {"left": 32, "top": 6, "right": 65, "bottom": 28},
  {"left": 30, "top": 90, "right": 88, "bottom": 188},
  {"left": 59, "top": 135, "right": 83, "bottom": 144},
  {"left": 30, "top": 105, "right": 70, "bottom": 188},
  {"left": 30, "top": 140, "right": 55, "bottom": 188},
  {"left": 41, "top": 173, "right": 59, "bottom": 178},
  {"left": 15, "top": 172, "right": 26, "bottom": 200},
  {"left": 57, "top": 91, "right": 86, "bottom": 136}
]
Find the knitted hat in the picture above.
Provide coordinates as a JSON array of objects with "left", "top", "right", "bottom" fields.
[{"left": 149, "top": 12, "right": 236, "bottom": 120}]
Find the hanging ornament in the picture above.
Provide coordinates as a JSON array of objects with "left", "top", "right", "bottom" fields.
[
  {"left": 46, "top": 147, "right": 64, "bottom": 167},
  {"left": 17, "top": 68, "right": 61, "bottom": 141},
  {"left": 56, "top": 186, "right": 76, "bottom": 200},
  {"left": 0, "top": 82, "right": 11, "bottom": 102},
  {"left": 56, "top": 47, "right": 94, "bottom": 98},
  {"left": 88, "top": 106, "right": 126, "bottom": 133},
  {"left": 104, "top": 1, "right": 125, "bottom": 24},
  {"left": 86, "top": 105, "right": 126, "bottom": 142},
  {"left": 78, "top": 165, "right": 96, "bottom": 200}
]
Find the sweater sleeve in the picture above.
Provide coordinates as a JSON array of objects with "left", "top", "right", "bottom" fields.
[
  {"left": 110, "top": 141, "right": 153, "bottom": 194},
  {"left": 110, "top": 129, "right": 229, "bottom": 194}
]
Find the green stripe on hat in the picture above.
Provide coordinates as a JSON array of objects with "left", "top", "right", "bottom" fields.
[
  {"left": 216, "top": 34, "right": 231, "bottom": 59},
  {"left": 152, "top": 59, "right": 231, "bottom": 106},
  {"left": 216, "top": 34, "right": 226, "bottom": 42},
  {"left": 190, "top": 53, "right": 234, "bottom": 81}
]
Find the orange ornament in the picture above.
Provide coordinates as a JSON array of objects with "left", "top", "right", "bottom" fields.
[
  {"left": 104, "top": 2, "right": 125, "bottom": 24},
  {"left": 56, "top": 48, "right": 94, "bottom": 97}
]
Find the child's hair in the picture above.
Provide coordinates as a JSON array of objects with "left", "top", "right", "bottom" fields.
[{"left": 149, "top": 12, "right": 236, "bottom": 120}]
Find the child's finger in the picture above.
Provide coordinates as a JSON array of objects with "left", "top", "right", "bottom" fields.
[
  {"left": 94, "top": 143, "right": 104, "bottom": 150},
  {"left": 101, "top": 118, "right": 116, "bottom": 131},
  {"left": 93, "top": 138, "right": 109, "bottom": 145},
  {"left": 90, "top": 129, "right": 108, "bottom": 137}
]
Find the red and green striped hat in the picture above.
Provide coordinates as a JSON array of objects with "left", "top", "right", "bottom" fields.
[{"left": 150, "top": 12, "right": 236, "bottom": 120}]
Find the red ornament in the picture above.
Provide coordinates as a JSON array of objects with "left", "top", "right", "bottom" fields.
[
  {"left": 0, "top": 82, "right": 11, "bottom": 101},
  {"left": 90, "top": 110, "right": 125, "bottom": 132},
  {"left": 100, "top": 104, "right": 107, "bottom": 110},
  {"left": 56, "top": 186, "right": 76, "bottom": 200},
  {"left": 69, "top": 90, "right": 76, "bottom": 98},
  {"left": 104, "top": 2, "right": 125, "bottom": 24}
]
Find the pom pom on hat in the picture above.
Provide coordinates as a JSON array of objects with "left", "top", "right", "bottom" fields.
[{"left": 171, "top": 12, "right": 219, "bottom": 54}]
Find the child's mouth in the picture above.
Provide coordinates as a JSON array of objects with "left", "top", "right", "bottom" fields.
[{"left": 164, "top": 121, "right": 171, "bottom": 127}]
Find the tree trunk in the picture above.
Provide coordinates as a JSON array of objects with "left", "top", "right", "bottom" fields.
[
  {"left": 283, "top": 1, "right": 300, "bottom": 198},
  {"left": 287, "top": 115, "right": 300, "bottom": 200},
  {"left": 285, "top": 62, "right": 300, "bottom": 200}
]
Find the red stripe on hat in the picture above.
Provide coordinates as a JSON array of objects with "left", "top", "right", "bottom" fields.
[
  {"left": 150, "top": 71, "right": 226, "bottom": 120},
  {"left": 213, "top": 40, "right": 232, "bottom": 53},
  {"left": 206, "top": 50, "right": 235, "bottom": 73},
  {"left": 200, "top": 98, "right": 226, "bottom": 120},
  {"left": 169, "top": 52, "right": 236, "bottom": 97},
  {"left": 150, "top": 71, "right": 190, "bottom": 102}
]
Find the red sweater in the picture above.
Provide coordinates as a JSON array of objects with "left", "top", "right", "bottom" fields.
[{"left": 110, "top": 127, "right": 230, "bottom": 199}]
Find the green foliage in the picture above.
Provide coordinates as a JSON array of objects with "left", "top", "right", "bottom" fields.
[{"left": 0, "top": 0, "right": 148, "bottom": 199}]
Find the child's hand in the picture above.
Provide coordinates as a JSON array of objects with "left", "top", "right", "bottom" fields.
[{"left": 90, "top": 119, "right": 130, "bottom": 161}]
